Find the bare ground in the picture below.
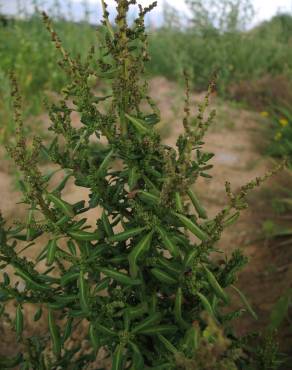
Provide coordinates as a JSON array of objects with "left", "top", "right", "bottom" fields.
[{"left": 0, "top": 77, "right": 291, "bottom": 362}]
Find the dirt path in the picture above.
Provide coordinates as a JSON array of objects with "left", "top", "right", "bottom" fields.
[{"left": 0, "top": 77, "right": 291, "bottom": 358}]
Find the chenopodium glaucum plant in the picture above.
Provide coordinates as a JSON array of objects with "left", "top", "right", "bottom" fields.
[{"left": 0, "top": 1, "right": 283, "bottom": 369}]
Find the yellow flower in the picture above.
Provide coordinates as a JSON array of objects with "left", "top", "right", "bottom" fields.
[
  {"left": 260, "top": 111, "right": 269, "bottom": 118},
  {"left": 274, "top": 132, "right": 282, "bottom": 141},
  {"left": 279, "top": 118, "right": 288, "bottom": 127}
]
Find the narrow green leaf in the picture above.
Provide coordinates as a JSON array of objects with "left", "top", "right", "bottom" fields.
[
  {"left": 48, "top": 310, "right": 61, "bottom": 358},
  {"left": 79, "top": 270, "right": 90, "bottom": 313},
  {"left": 96, "top": 149, "right": 114, "bottom": 177},
  {"left": 125, "top": 113, "right": 149, "bottom": 134},
  {"left": 158, "top": 335, "right": 178, "bottom": 354},
  {"left": 203, "top": 265, "right": 229, "bottom": 304},
  {"left": 108, "top": 227, "right": 146, "bottom": 243},
  {"left": 156, "top": 226, "right": 179, "bottom": 257},
  {"left": 99, "top": 268, "right": 142, "bottom": 286},
  {"left": 187, "top": 189, "right": 207, "bottom": 219},
  {"left": 231, "top": 285, "right": 258, "bottom": 320},
  {"left": 129, "top": 341, "right": 144, "bottom": 369},
  {"left": 15, "top": 304, "right": 24, "bottom": 339},
  {"left": 47, "top": 193, "right": 74, "bottom": 217},
  {"left": 33, "top": 307, "right": 42, "bottom": 322},
  {"left": 46, "top": 239, "right": 58, "bottom": 266},
  {"left": 68, "top": 229, "right": 102, "bottom": 241},
  {"left": 151, "top": 268, "right": 177, "bottom": 285},
  {"left": 175, "top": 213, "right": 209, "bottom": 241},
  {"left": 112, "top": 344, "right": 125, "bottom": 370},
  {"left": 63, "top": 317, "right": 73, "bottom": 343},
  {"left": 102, "top": 211, "right": 114, "bottom": 237},
  {"left": 174, "top": 287, "right": 188, "bottom": 329},
  {"left": 89, "top": 323, "right": 99, "bottom": 350},
  {"left": 197, "top": 292, "right": 216, "bottom": 319},
  {"left": 128, "top": 231, "right": 153, "bottom": 277},
  {"left": 175, "top": 192, "right": 184, "bottom": 213},
  {"left": 138, "top": 325, "right": 177, "bottom": 336},
  {"left": 132, "top": 312, "right": 162, "bottom": 334}
]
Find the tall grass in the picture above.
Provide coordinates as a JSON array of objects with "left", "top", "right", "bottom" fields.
[
  {"left": 148, "top": 15, "right": 292, "bottom": 95},
  {"left": 0, "top": 9, "right": 96, "bottom": 140},
  {"left": 1, "top": 0, "right": 292, "bottom": 141}
]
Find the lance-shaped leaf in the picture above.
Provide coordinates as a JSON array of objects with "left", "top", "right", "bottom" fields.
[
  {"left": 128, "top": 231, "right": 153, "bottom": 277},
  {"left": 203, "top": 265, "right": 229, "bottom": 304},
  {"left": 132, "top": 312, "right": 162, "bottom": 334},
  {"left": 79, "top": 270, "right": 90, "bottom": 313},
  {"left": 33, "top": 307, "right": 42, "bottom": 322},
  {"left": 47, "top": 192, "right": 74, "bottom": 218},
  {"left": 197, "top": 292, "right": 216, "bottom": 320},
  {"left": 175, "top": 192, "right": 184, "bottom": 213},
  {"left": 46, "top": 239, "right": 58, "bottom": 266},
  {"left": 187, "top": 189, "right": 207, "bottom": 219},
  {"left": 151, "top": 268, "right": 177, "bottom": 285},
  {"left": 95, "top": 322, "right": 117, "bottom": 337},
  {"left": 102, "top": 211, "right": 114, "bottom": 237},
  {"left": 68, "top": 229, "right": 103, "bottom": 241},
  {"left": 174, "top": 213, "right": 209, "bottom": 241},
  {"left": 223, "top": 212, "right": 240, "bottom": 227},
  {"left": 138, "top": 325, "right": 177, "bottom": 336},
  {"left": 231, "top": 285, "right": 258, "bottom": 320},
  {"left": 158, "top": 335, "right": 178, "bottom": 354},
  {"left": 96, "top": 149, "right": 114, "bottom": 177},
  {"left": 128, "top": 166, "right": 140, "bottom": 191},
  {"left": 62, "top": 317, "right": 73, "bottom": 344},
  {"left": 99, "top": 267, "right": 142, "bottom": 286},
  {"left": 48, "top": 310, "right": 61, "bottom": 358},
  {"left": 89, "top": 323, "right": 99, "bottom": 351},
  {"left": 15, "top": 304, "right": 24, "bottom": 339},
  {"left": 112, "top": 344, "right": 125, "bottom": 370},
  {"left": 174, "top": 287, "right": 188, "bottom": 329},
  {"left": 138, "top": 191, "right": 160, "bottom": 205},
  {"left": 108, "top": 227, "right": 146, "bottom": 243},
  {"left": 15, "top": 267, "right": 51, "bottom": 291},
  {"left": 129, "top": 341, "right": 144, "bottom": 369},
  {"left": 184, "top": 324, "right": 200, "bottom": 352},
  {"left": 125, "top": 113, "right": 150, "bottom": 134},
  {"left": 156, "top": 226, "right": 179, "bottom": 258}
]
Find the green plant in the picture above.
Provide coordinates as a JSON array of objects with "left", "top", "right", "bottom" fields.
[
  {"left": 186, "top": 0, "right": 254, "bottom": 33},
  {"left": 0, "top": 0, "right": 97, "bottom": 142},
  {"left": 267, "top": 105, "right": 292, "bottom": 160},
  {"left": 0, "top": 1, "right": 285, "bottom": 369}
]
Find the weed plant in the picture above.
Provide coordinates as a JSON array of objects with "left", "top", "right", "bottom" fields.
[
  {"left": 268, "top": 107, "right": 292, "bottom": 161},
  {"left": 0, "top": 1, "right": 285, "bottom": 369}
]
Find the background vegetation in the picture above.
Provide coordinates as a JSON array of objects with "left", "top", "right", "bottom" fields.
[{"left": 1, "top": 0, "right": 292, "bottom": 157}]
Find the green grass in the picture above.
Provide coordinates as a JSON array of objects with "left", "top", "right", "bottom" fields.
[
  {"left": 1, "top": 5, "right": 292, "bottom": 142},
  {"left": 0, "top": 13, "right": 96, "bottom": 140},
  {"left": 148, "top": 19, "right": 292, "bottom": 95}
]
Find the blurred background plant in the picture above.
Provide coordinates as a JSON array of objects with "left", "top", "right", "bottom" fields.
[{"left": 1, "top": 0, "right": 292, "bottom": 143}]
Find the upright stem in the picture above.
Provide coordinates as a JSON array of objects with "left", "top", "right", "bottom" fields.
[{"left": 116, "top": 1, "right": 130, "bottom": 136}]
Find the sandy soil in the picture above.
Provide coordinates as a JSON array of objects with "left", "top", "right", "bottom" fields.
[{"left": 0, "top": 77, "right": 291, "bottom": 364}]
